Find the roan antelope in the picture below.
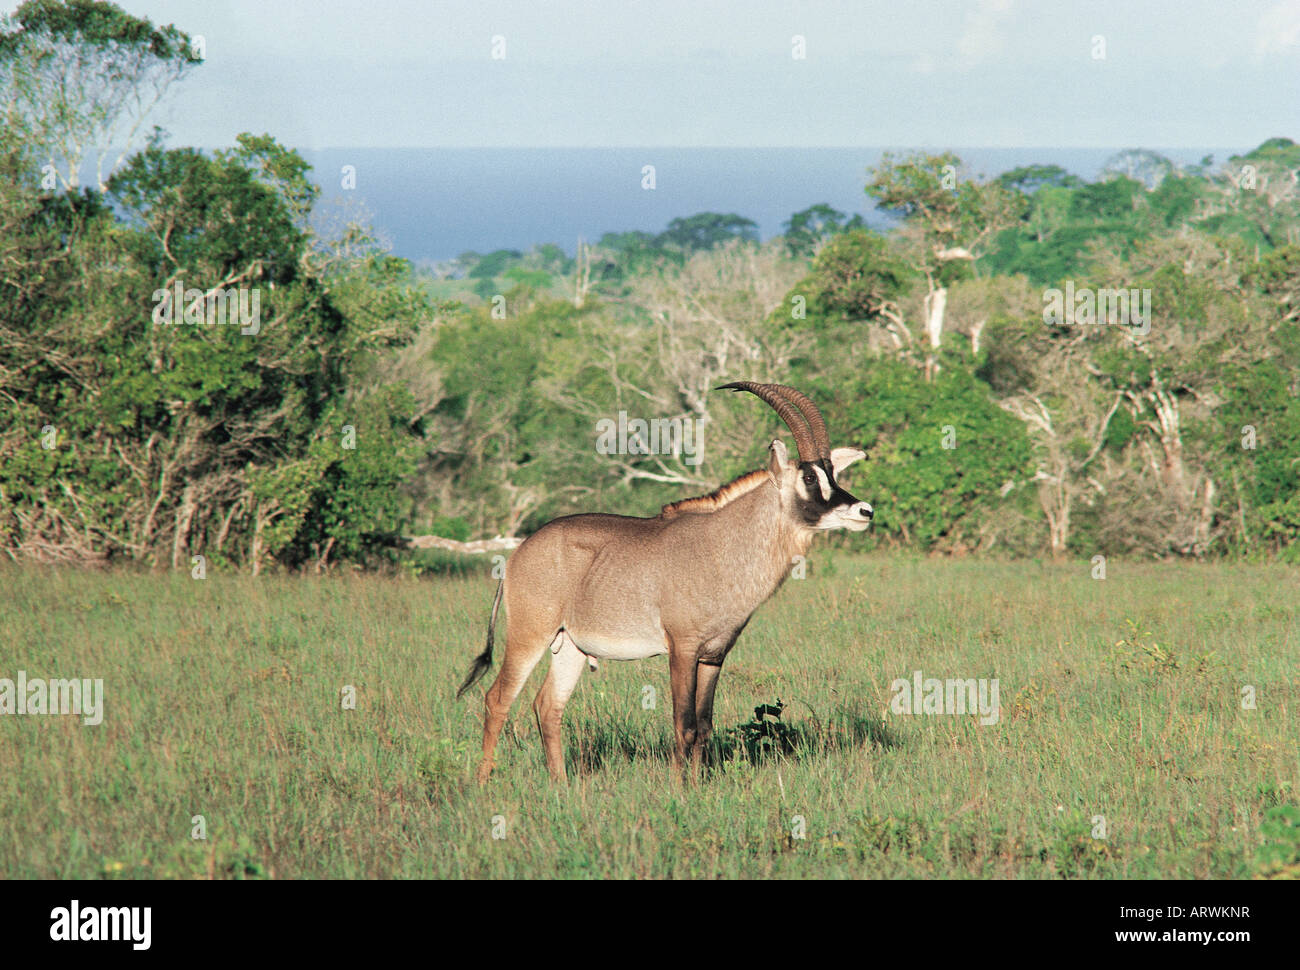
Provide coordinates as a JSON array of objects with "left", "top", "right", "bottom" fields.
[{"left": 456, "top": 381, "right": 873, "bottom": 782}]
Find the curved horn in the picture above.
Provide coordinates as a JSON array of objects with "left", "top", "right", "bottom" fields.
[
  {"left": 716, "top": 381, "right": 819, "bottom": 464},
  {"left": 769, "top": 384, "right": 832, "bottom": 461}
]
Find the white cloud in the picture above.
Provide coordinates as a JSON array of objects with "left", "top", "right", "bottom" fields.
[
  {"left": 1256, "top": 0, "right": 1300, "bottom": 54},
  {"left": 911, "top": 52, "right": 937, "bottom": 74},
  {"left": 956, "top": 0, "right": 1015, "bottom": 68}
]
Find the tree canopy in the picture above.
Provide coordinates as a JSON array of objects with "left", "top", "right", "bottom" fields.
[{"left": 3, "top": 1, "right": 1298, "bottom": 569}]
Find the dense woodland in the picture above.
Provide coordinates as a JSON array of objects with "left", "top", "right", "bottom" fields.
[{"left": 2, "top": 1, "right": 1298, "bottom": 571}]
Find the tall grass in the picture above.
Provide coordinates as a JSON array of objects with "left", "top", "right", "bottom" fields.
[{"left": 1, "top": 555, "right": 1296, "bottom": 878}]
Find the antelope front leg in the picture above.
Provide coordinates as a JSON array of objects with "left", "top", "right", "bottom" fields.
[
  {"left": 667, "top": 645, "right": 700, "bottom": 772},
  {"left": 693, "top": 660, "right": 723, "bottom": 766}
]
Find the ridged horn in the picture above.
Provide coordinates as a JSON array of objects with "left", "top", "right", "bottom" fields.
[
  {"left": 716, "top": 381, "right": 819, "bottom": 464},
  {"left": 768, "top": 384, "right": 832, "bottom": 461}
]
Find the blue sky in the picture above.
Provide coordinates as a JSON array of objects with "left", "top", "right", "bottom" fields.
[{"left": 9, "top": 0, "right": 1299, "bottom": 148}]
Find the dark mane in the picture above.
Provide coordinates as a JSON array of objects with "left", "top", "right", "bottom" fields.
[{"left": 660, "top": 469, "right": 769, "bottom": 518}]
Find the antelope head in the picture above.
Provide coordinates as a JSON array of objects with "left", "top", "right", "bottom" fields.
[{"left": 718, "top": 381, "right": 874, "bottom": 532}]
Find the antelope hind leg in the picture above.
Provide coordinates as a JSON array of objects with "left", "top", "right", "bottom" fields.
[
  {"left": 532, "top": 631, "right": 587, "bottom": 784},
  {"left": 476, "top": 628, "right": 550, "bottom": 784}
]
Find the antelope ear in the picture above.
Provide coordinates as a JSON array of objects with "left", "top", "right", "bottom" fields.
[
  {"left": 768, "top": 438, "right": 792, "bottom": 479},
  {"left": 831, "top": 447, "right": 867, "bottom": 476}
]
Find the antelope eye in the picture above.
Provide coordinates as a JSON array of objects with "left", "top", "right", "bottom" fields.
[{"left": 802, "top": 474, "right": 816, "bottom": 486}]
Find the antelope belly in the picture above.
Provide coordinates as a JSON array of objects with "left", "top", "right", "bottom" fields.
[{"left": 570, "top": 632, "right": 668, "bottom": 661}]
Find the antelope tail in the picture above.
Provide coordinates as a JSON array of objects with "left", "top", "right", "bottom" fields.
[{"left": 456, "top": 578, "right": 503, "bottom": 699}]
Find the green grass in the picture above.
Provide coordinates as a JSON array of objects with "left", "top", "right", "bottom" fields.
[{"left": 1, "top": 555, "right": 1297, "bottom": 878}]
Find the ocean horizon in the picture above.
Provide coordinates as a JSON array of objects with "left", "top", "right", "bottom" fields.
[{"left": 256, "top": 146, "right": 1238, "bottom": 265}]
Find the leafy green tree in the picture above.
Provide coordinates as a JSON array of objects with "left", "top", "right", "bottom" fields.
[
  {"left": 424, "top": 298, "right": 607, "bottom": 537},
  {"left": 502, "top": 265, "right": 553, "bottom": 290},
  {"left": 1250, "top": 243, "right": 1300, "bottom": 321},
  {"left": 1101, "top": 149, "right": 1177, "bottom": 190},
  {"left": 866, "top": 151, "right": 1026, "bottom": 379},
  {"left": 984, "top": 172, "right": 1164, "bottom": 283},
  {"left": 1068, "top": 177, "right": 1143, "bottom": 222},
  {"left": 837, "top": 359, "right": 1034, "bottom": 551},
  {"left": 996, "top": 164, "right": 1082, "bottom": 195},
  {"left": 1211, "top": 359, "right": 1300, "bottom": 561},
  {"left": 782, "top": 203, "right": 866, "bottom": 257},
  {"left": 0, "top": 0, "right": 201, "bottom": 190},
  {"left": 589, "top": 230, "right": 662, "bottom": 287},
  {"left": 468, "top": 249, "right": 523, "bottom": 279},
  {"left": 656, "top": 212, "right": 758, "bottom": 253},
  {"left": 0, "top": 130, "right": 429, "bottom": 569},
  {"left": 4, "top": 21, "right": 1298, "bottom": 576},
  {"left": 1232, "top": 136, "right": 1300, "bottom": 168},
  {"left": 1216, "top": 138, "right": 1300, "bottom": 248},
  {"left": 526, "top": 242, "right": 572, "bottom": 275},
  {"left": 597, "top": 230, "right": 658, "bottom": 253},
  {"left": 467, "top": 248, "right": 523, "bottom": 299},
  {"left": 1145, "top": 175, "right": 1205, "bottom": 228},
  {"left": 796, "top": 229, "right": 911, "bottom": 331}
]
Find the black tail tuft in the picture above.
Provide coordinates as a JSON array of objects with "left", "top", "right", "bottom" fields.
[
  {"left": 455, "top": 648, "right": 492, "bottom": 699},
  {"left": 456, "top": 578, "right": 503, "bottom": 699}
]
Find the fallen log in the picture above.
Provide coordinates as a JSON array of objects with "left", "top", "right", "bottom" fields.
[{"left": 404, "top": 535, "right": 523, "bottom": 554}]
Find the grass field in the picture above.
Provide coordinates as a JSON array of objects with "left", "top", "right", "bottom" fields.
[{"left": 2, "top": 555, "right": 1297, "bottom": 879}]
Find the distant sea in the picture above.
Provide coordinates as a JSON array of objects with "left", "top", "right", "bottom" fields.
[{"left": 291, "top": 147, "right": 1239, "bottom": 266}]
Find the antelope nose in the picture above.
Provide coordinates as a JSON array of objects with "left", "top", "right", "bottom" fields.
[{"left": 855, "top": 502, "right": 873, "bottom": 520}]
